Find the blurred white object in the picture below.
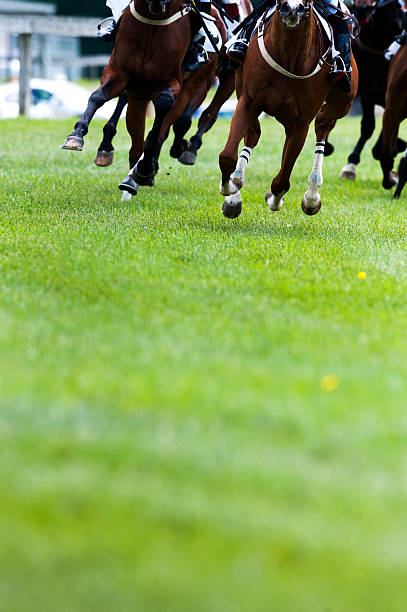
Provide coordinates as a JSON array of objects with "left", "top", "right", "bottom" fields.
[{"left": 0, "top": 78, "right": 125, "bottom": 120}]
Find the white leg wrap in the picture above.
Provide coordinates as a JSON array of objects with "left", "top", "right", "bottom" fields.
[
  {"left": 220, "top": 146, "right": 253, "bottom": 196},
  {"left": 303, "top": 141, "right": 324, "bottom": 208}
]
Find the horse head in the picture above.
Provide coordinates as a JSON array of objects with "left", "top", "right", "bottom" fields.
[
  {"left": 146, "top": 0, "right": 171, "bottom": 16},
  {"left": 352, "top": 0, "right": 377, "bottom": 26},
  {"left": 277, "top": 0, "right": 311, "bottom": 28}
]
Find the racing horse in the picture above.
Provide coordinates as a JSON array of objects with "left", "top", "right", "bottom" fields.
[
  {"left": 62, "top": 0, "right": 196, "bottom": 189},
  {"left": 337, "top": 0, "right": 402, "bottom": 180},
  {"left": 380, "top": 44, "right": 407, "bottom": 198},
  {"left": 219, "top": 0, "right": 358, "bottom": 218},
  {"left": 93, "top": 53, "right": 235, "bottom": 169}
]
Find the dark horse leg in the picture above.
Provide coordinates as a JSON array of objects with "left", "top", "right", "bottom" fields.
[
  {"left": 94, "top": 91, "right": 128, "bottom": 167},
  {"left": 180, "top": 67, "right": 236, "bottom": 166},
  {"left": 393, "top": 154, "right": 407, "bottom": 199},
  {"left": 380, "top": 106, "right": 399, "bottom": 190},
  {"left": 339, "top": 96, "right": 375, "bottom": 180},
  {"left": 62, "top": 77, "right": 126, "bottom": 151},
  {"left": 132, "top": 85, "right": 179, "bottom": 186}
]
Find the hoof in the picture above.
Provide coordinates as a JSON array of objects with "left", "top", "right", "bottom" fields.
[
  {"left": 119, "top": 175, "right": 138, "bottom": 196},
  {"left": 94, "top": 150, "right": 114, "bottom": 167},
  {"left": 178, "top": 150, "right": 197, "bottom": 166},
  {"left": 170, "top": 139, "right": 189, "bottom": 159},
  {"left": 339, "top": 163, "right": 356, "bottom": 181},
  {"left": 324, "top": 142, "right": 334, "bottom": 157},
  {"left": 265, "top": 190, "right": 284, "bottom": 212},
  {"left": 133, "top": 164, "right": 155, "bottom": 187},
  {"left": 382, "top": 174, "right": 397, "bottom": 190},
  {"left": 222, "top": 192, "right": 242, "bottom": 219},
  {"left": 62, "top": 135, "right": 84, "bottom": 151},
  {"left": 301, "top": 197, "right": 321, "bottom": 216}
]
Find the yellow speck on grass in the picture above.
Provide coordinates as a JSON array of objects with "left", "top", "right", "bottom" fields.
[
  {"left": 358, "top": 271, "right": 367, "bottom": 279},
  {"left": 321, "top": 374, "right": 340, "bottom": 392}
]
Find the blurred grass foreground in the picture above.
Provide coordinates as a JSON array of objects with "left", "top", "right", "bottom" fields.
[{"left": 1, "top": 116, "right": 407, "bottom": 611}]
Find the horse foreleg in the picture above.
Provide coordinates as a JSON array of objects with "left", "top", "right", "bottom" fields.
[
  {"left": 95, "top": 91, "right": 128, "bottom": 167},
  {"left": 266, "top": 121, "right": 309, "bottom": 212},
  {"left": 219, "top": 93, "right": 256, "bottom": 195},
  {"left": 380, "top": 108, "right": 399, "bottom": 190},
  {"left": 222, "top": 120, "right": 260, "bottom": 219},
  {"left": 133, "top": 83, "right": 180, "bottom": 185},
  {"left": 301, "top": 140, "right": 326, "bottom": 216},
  {"left": 62, "top": 75, "right": 126, "bottom": 151},
  {"left": 393, "top": 149, "right": 407, "bottom": 199},
  {"left": 119, "top": 96, "right": 148, "bottom": 196},
  {"left": 340, "top": 97, "right": 375, "bottom": 180}
]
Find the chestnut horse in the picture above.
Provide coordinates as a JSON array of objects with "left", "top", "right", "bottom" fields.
[
  {"left": 219, "top": 0, "right": 358, "bottom": 218},
  {"left": 380, "top": 44, "right": 407, "bottom": 198},
  {"left": 62, "top": 0, "right": 195, "bottom": 188}
]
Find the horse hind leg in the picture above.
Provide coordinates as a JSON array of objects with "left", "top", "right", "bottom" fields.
[
  {"left": 62, "top": 78, "right": 124, "bottom": 151},
  {"left": 94, "top": 91, "right": 128, "bottom": 166}
]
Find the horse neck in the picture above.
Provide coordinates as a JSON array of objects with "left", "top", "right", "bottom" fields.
[{"left": 267, "top": 10, "right": 319, "bottom": 75}]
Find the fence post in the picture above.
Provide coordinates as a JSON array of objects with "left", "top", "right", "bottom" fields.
[{"left": 18, "top": 33, "right": 32, "bottom": 116}]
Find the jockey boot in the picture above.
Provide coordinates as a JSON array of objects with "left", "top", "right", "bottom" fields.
[
  {"left": 97, "top": 17, "right": 118, "bottom": 42},
  {"left": 330, "top": 30, "right": 352, "bottom": 93},
  {"left": 182, "top": 33, "right": 210, "bottom": 72},
  {"left": 226, "top": 24, "right": 254, "bottom": 67}
]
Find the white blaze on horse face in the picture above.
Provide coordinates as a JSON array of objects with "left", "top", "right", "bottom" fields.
[{"left": 283, "top": 0, "right": 305, "bottom": 27}]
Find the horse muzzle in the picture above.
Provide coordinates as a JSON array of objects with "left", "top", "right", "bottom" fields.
[
  {"left": 279, "top": 1, "right": 309, "bottom": 28},
  {"left": 147, "top": 0, "right": 169, "bottom": 16}
]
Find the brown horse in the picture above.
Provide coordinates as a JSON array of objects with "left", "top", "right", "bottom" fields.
[
  {"left": 380, "top": 44, "right": 407, "bottom": 198},
  {"left": 62, "top": 0, "right": 196, "bottom": 189},
  {"left": 93, "top": 27, "right": 234, "bottom": 170},
  {"left": 219, "top": 0, "right": 358, "bottom": 218}
]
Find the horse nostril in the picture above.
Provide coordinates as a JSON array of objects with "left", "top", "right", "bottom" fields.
[
  {"left": 297, "top": 4, "right": 305, "bottom": 14},
  {"left": 280, "top": 1, "right": 291, "bottom": 16}
]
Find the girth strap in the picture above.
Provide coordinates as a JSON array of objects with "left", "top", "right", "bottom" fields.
[{"left": 129, "top": 1, "right": 192, "bottom": 26}]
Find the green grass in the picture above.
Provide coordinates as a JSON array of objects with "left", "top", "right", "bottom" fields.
[{"left": 1, "top": 115, "right": 407, "bottom": 611}]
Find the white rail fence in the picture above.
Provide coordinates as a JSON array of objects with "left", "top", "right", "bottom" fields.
[{"left": 0, "top": 15, "right": 102, "bottom": 115}]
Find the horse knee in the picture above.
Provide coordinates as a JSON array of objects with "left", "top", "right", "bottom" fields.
[{"left": 155, "top": 90, "right": 175, "bottom": 113}]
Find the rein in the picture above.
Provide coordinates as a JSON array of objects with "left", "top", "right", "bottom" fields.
[
  {"left": 129, "top": 0, "right": 192, "bottom": 25},
  {"left": 257, "top": 10, "right": 332, "bottom": 80}
]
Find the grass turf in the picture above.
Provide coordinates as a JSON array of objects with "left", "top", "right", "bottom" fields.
[{"left": 1, "top": 115, "right": 407, "bottom": 611}]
